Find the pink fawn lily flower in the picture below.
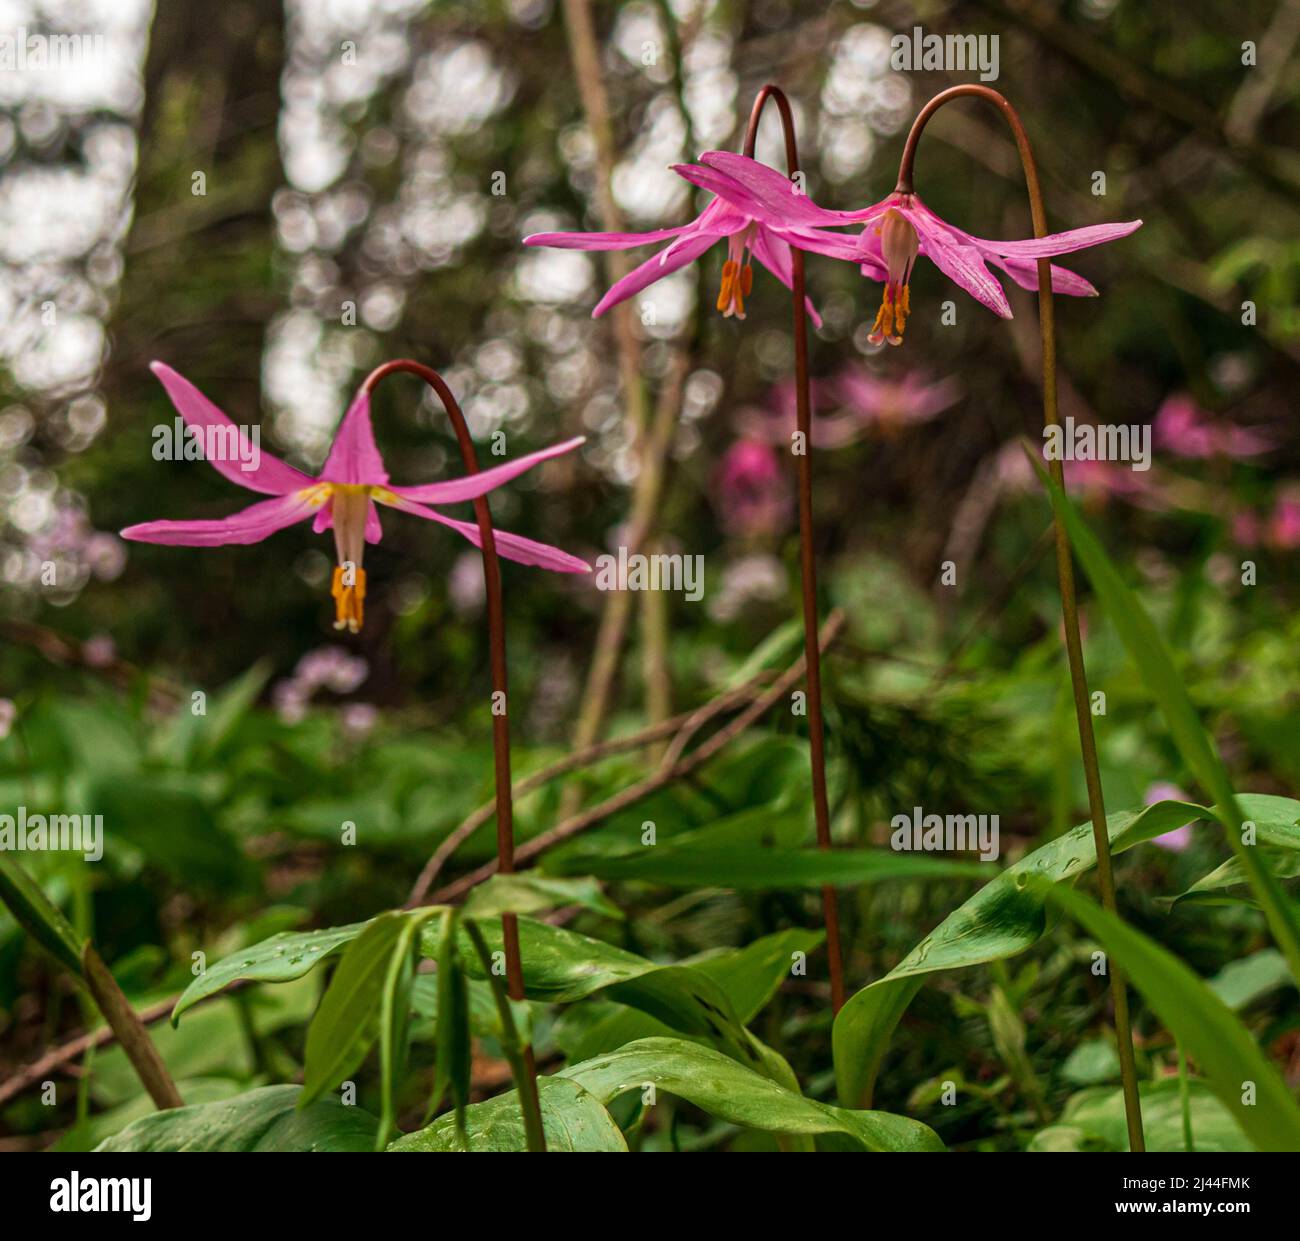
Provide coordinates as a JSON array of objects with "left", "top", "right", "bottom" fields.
[
  {"left": 696, "top": 151, "right": 1143, "bottom": 346},
  {"left": 121, "top": 363, "right": 590, "bottom": 632},
  {"left": 522, "top": 158, "right": 865, "bottom": 328}
]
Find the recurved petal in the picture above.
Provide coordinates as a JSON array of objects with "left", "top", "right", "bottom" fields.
[
  {"left": 967, "top": 219, "right": 1143, "bottom": 260},
  {"left": 320, "top": 390, "right": 390, "bottom": 486},
  {"left": 523, "top": 223, "right": 697, "bottom": 250},
  {"left": 386, "top": 437, "right": 585, "bottom": 504},
  {"left": 692, "top": 152, "right": 882, "bottom": 227},
  {"left": 150, "top": 362, "right": 315, "bottom": 496},
  {"left": 907, "top": 208, "right": 1012, "bottom": 319},
  {"left": 592, "top": 230, "right": 718, "bottom": 318},
  {"left": 120, "top": 488, "right": 322, "bottom": 547},
  {"left": 990, "top": 254, "right": 1099, "bottom": 298},
  {"left": 382, "top": 494, "right": 590, "bottom": 573}
]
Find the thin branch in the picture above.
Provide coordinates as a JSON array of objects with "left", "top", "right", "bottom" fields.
[
  {"left": 405, "top": 675, "right": 766, "bottom": 908},
  {"left": 420, "top": 610, "right": 847, "bottom": 908}
]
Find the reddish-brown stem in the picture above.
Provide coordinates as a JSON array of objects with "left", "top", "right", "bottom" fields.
[
  {"left": 362, "top": 359, "right": 544, "bottom": 1152},
  {"left": 894, "top": 85, "right": 1144, "bottom": 1152},
  {"left": 742, "top": 85, "right": 845, "bottom": 1014}
]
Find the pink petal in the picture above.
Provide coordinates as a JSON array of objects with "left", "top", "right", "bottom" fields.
[
  {"left": 321, "top": 390, "right": 389, "bottom": 486},
  {"left": 120, "top": 489, "right": 320, "bottom": 547},
  {"left": 381, "top": 494, "right": 590, "bottom": 573},
  {"left": 749, "top": 228, "right": 823, "bottom": 328},
  {"left": 692, "top": 152, "right": 879, "bottom": 228},
  {"left": 387, "top": 437, "right": 585, "bottom": 504},
  {"left": 366, "top": 500, "right": 382, "bottom": 544},
  {"left": 592, "top": 230, "right": 718, "bottom": 318},
  {"left": 150, "top": 362, "right": 315, "bottom": 496},
  {"left": 968, "top": 219, "right": 1143, "bottom": 260},
  {"left": 989, "top": 254, "right": 1099, "bottom": 298},
  {"left": 906, "top": 208, "right": 1012, "bottom": 318},
  {"left": 784, "top": 224, "right": 870, "bottom": 263},
  {"left": 523, "top": 224, "right": 696, "bottom": 251}
]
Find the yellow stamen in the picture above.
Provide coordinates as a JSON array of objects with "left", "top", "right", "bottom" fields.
[{"left": 331, "top": 565, "right": 367, "bottom": 633}]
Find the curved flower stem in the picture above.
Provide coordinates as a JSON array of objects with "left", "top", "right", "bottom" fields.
[
  {"left": 362, "top": 359, "right": 545, "bottom": 1152},
  {"left": 896, "top": 85, "right": 1144, "bottom": 1152},
  {"left": 742, "top": 85, "right": 845, "bottom": 1014}
]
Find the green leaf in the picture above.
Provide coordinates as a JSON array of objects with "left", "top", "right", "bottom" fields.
[
  {"left": 437, "top": 916, "right": 794, "bottom": 1087},
  {"left": 1035, "top": 454, "right": 1300, "bottom": 985},
  {"left": 559, "top": 844, "right": 990, "bottom": 889},
  {"left": 557, "top": 928, "right": 822, "bottom": 1064},
  {"left": 172, "top": 921, "right": 369, "bottom": 1023},
  {"left": 95, "top": 1085, "right": 376, "bottom": 1152},
  {"left": 1030, "top": 1080, "right": 1251, "bottom": 1152},
  {"left": 833, "top": 798, "right": 1205, "bottom": 1107},
  {"left": 1207, "top": 949, "right": 1294, "bottom": 1011},
  {"left": 462, "top": 872, "right": 622, "bottom": 921},
  {"left": 559, "top": 1037, "right": 944, "bottom": 1152},
  {"left": 428, "top": 910, "right": 470, "bottom": 1140},
  {"left": 0, "top": 852, "right": 83, "bottom": 976},
  {"left": 1175, "top": 851, "right": 1300, "bottom": 908},
  {"left": 391, "top": 1077, "right": 627, "bottom": 1152},
  {"left": 1036, "top": 879, "right": 1300, "bottom": 1151},
  {"left": 301, "top": 910, "right": 435, "bottom": 1108}
]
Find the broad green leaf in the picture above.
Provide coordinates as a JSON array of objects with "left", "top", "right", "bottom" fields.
[
  {"left": 172, "top": 921, "right": 369, "bottom": 1023},
  {"left": 301, "top": 910, "right": 435, "bottom": 1107},
  {"left": 95, "top": 1085, "right": 376, "bottom": 1152},
  {"left": 375, "top": 912, "right": 425, "bottom": 1149},
  {"left": 438, "top": 916, "right": 795, "bottom": 1087},
  {"left": 0, "top": 852, "right": 83, "bottom": 975},
  {"left": 428, "top": 909, "right": 470, "bottom": 1138},
  {"left": 833, "top": 798, "right": 1205, "bottom": 1107},
  {"left": 1037, "top": 880, "right": 1300, "bottom": 1151},
  {"left": 1037, "top": 456, "right": 1300, "bottom": 985},
  {"left": 390, "top": 1077, "right": 627, "bottom": 1152},
  {"left": 1175, "top": 851, "right": 1300, "bottom": 909},
  {"left": 558, "top": 844, "right": 990, "bottom": 889},
  {"left": 557, "top": 928, "right": 823, "bottom": 1064},
  {"left": 1207, "top": 949, "right": 1294, "bottom": 1010},
  {"left": 462, "top": 873, "right": 622, "bottom": 921},
  {"left": 1029, "top": 1080, "right": 1251, "bottom": 1152},
  {"left": 559, "top": 1037, "right": 944, "bottom": 1152}
]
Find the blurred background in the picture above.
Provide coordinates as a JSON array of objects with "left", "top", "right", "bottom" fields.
[{"left": 1, "top": 0, "right": 1299, "bottom": 1149}]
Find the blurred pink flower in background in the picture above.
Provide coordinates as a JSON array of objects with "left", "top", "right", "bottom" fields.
[
  {"left": 1269, "top": 490, "right": 1300, "bottom": 550},
  {"left": 1144, "top": 781, "right": 1195, "bottom": 852},
  {"left": 273, "top": 645, "right": 369, "bottom": 723},
  {"left": 834, "top": 364, "right": 962, "bottom": 435},
  {"left": 714, "top": 439, "right": 792, "bottom": 538},
  {"left": 1153, "top": 395, "right": 1272, "bottom": 461},
  {"left": 995, "top": 442, "right": 1165, "bottom": 508},
  {"left": 0, "top": 699, "right": 15, "bottom": 741},
  {"left": 736, "top": 366, "right": 961, "bottom": 449}
]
